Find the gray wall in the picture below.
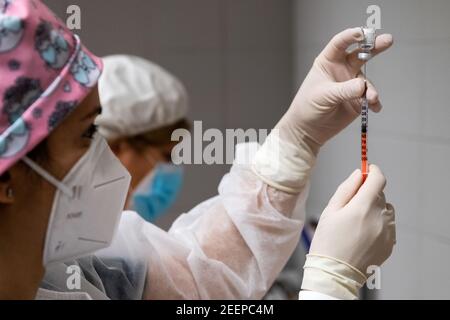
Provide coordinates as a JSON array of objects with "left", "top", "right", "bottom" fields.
[
  {"left": 44, "top": 0, "right": 294, "bottom": 229},
  {"left": 294, "top": 0, "right": 450, "bottom": 299}
]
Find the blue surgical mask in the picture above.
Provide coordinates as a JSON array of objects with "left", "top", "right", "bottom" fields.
[{"left": 131, "top": 163, "right": 184, "bottom": 222}]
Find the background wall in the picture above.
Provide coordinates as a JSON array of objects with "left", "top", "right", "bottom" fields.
[
  {"left": 45, "top": 0, "right": 450, "bottom": 299},
  {"left": 294, "top": 0, "right": 450, "bottom": 299}
]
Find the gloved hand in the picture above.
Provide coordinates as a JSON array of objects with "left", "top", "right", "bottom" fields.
[
  {"left": 301, "top": 165, "right": 396, "bottom": 300},
  {"left": 252, "top": 28, "right": 394, "bottom": 194},
  {"left": 279, "top": 27, "right": 394, "bottom": 147}
]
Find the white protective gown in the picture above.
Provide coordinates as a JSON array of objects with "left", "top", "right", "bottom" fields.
[{"left": 37, "top": 143, "right": 308, "bottom": 300}]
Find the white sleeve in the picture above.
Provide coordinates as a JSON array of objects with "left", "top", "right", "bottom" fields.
[{"left": 102, "top": 143, "right": 307, "bottom": 299}]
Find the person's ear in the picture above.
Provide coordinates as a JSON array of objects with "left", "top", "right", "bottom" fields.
[
  {"left": 109, "top": 138, "right": 129, "bottom": 155},
  {"left": 0, "top": 171, "right": 15, "bottom": 204},
  {"left": 144, "top": 145, "right": 163, "bottom": 166}
]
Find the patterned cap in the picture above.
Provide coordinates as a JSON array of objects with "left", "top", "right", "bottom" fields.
[{"left": 0, "top": 0, "right": 103, "bottom": 174}]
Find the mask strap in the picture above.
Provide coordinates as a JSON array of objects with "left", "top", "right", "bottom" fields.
[{"left": 22, "top": 156, "right": 74, "bottom": 197}]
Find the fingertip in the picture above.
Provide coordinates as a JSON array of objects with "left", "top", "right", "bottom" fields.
[
  {"left": 353, "top": 77, "right": 366, "bottom": 95},
  {"left": 376, "top": 103, "right": 383, "bottom": 112},
  {"left": 366, "top": 88, "right": 379, "bottom": 103},
  {"left": 376, "top": 34, "right": 394, "bottom": 50},
  {"left": 368, "top": 164, "right": 381, "bottom": 174},
  {"left": 386, "top": 203, "right": 395, "bottom": 212},
  {"left": 365, "top": 82, "right": 382, "bottom": 112},
  {"left": 328, "top": 168, "right": 364, "bottom": 209},
  {"left": 383, "top": 34, "right": 394, "bottom": 45},
  {"left": 341, "top": 78, "right": 366, "bottom": 100},
  {"left": 351, "top": 165, "right": 387, "bottom": 204},
  {"left": 349, "top": 168, "right": 364, "bottom": 186},
  {"left": 370, "top": 102, "right": 383, "bottom": 113},
  {"left": 342, "top": 169, "right": 361, "bottom": 184},
  {"left": 324, "top": 28, "right": 366, "bottom": 61},
  {"left": 368, "top": 164, "right": 387, "bottom": 188},
  {"left": 351, "top": 27, "right": 364, "bottom": 41}
]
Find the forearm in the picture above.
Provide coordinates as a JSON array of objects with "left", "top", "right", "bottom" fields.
[{"left": 143, "top": 145, "right": 307, "bottom": 299}]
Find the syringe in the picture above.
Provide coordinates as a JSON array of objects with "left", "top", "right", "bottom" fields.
[
  {"left": 361, "top": 77, "right": 369, "bottom": 181},
  {"left": 358, "top": 27, "right": 376, "bottom": 181}
]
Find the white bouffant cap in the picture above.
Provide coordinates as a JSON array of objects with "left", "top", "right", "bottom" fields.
[{"left": 96, "top": 55, "right": 189, "bottom": 140}]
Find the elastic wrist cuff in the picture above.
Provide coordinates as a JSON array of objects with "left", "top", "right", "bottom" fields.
[
  {"left": 251, "top": 131, "right": 316, "bottom": 194},
  {"left": 301, "top": 254, "right": 367, "bottom": 300}
]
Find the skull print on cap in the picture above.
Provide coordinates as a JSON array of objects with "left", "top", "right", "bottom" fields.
[{"left": 0, "top": 0, "right": 103, "bottom": 174}]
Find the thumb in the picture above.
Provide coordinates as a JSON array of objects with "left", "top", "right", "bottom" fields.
[
  {"left": 350, "top": 164, "right": 387, "bottom": 207},
  {"left": 327, "top": 169, "right": 363, "bottom": 211},
  {"left": 326, "top": 78, "right": 365, "bottom": 104}
]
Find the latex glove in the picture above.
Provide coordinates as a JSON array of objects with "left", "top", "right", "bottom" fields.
[
  {"left": 301, "top": 165, "right": 396, "bottom": 300},
  {"left": 279, "top": 27, "right": 394, "bottom": 147},
  {"left": 252, "top": 28, "right": 393, "bottom": 194}
]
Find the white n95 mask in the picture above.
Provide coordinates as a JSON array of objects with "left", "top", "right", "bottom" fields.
[{"left": 22, "top": 134, "right": 131, "bottom": 267}]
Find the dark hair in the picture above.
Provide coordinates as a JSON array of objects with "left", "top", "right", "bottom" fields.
[
  {"left": 125, "top": 118, "right": 191, "bottom": 153},
  {"left": 0, "top": 139, "right": 49, "bottom": 181},
  {"left": 26, "top": 139, "right": 49, "bottom": 164}
]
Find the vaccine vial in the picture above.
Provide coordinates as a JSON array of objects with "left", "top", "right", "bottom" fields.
[{"left": 358, "top": 28, "right": 376, "bottom": 61}]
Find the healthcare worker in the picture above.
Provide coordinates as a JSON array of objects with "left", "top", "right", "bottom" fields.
[
  {"left": 0, "top": 0, "right": 395, "bottom": 300},
  {"left": 97, "top": 56, "right": 307, "bottom": 300},
  {"left": 96, "top": 55, "right": 189, "bottom": 223}
]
